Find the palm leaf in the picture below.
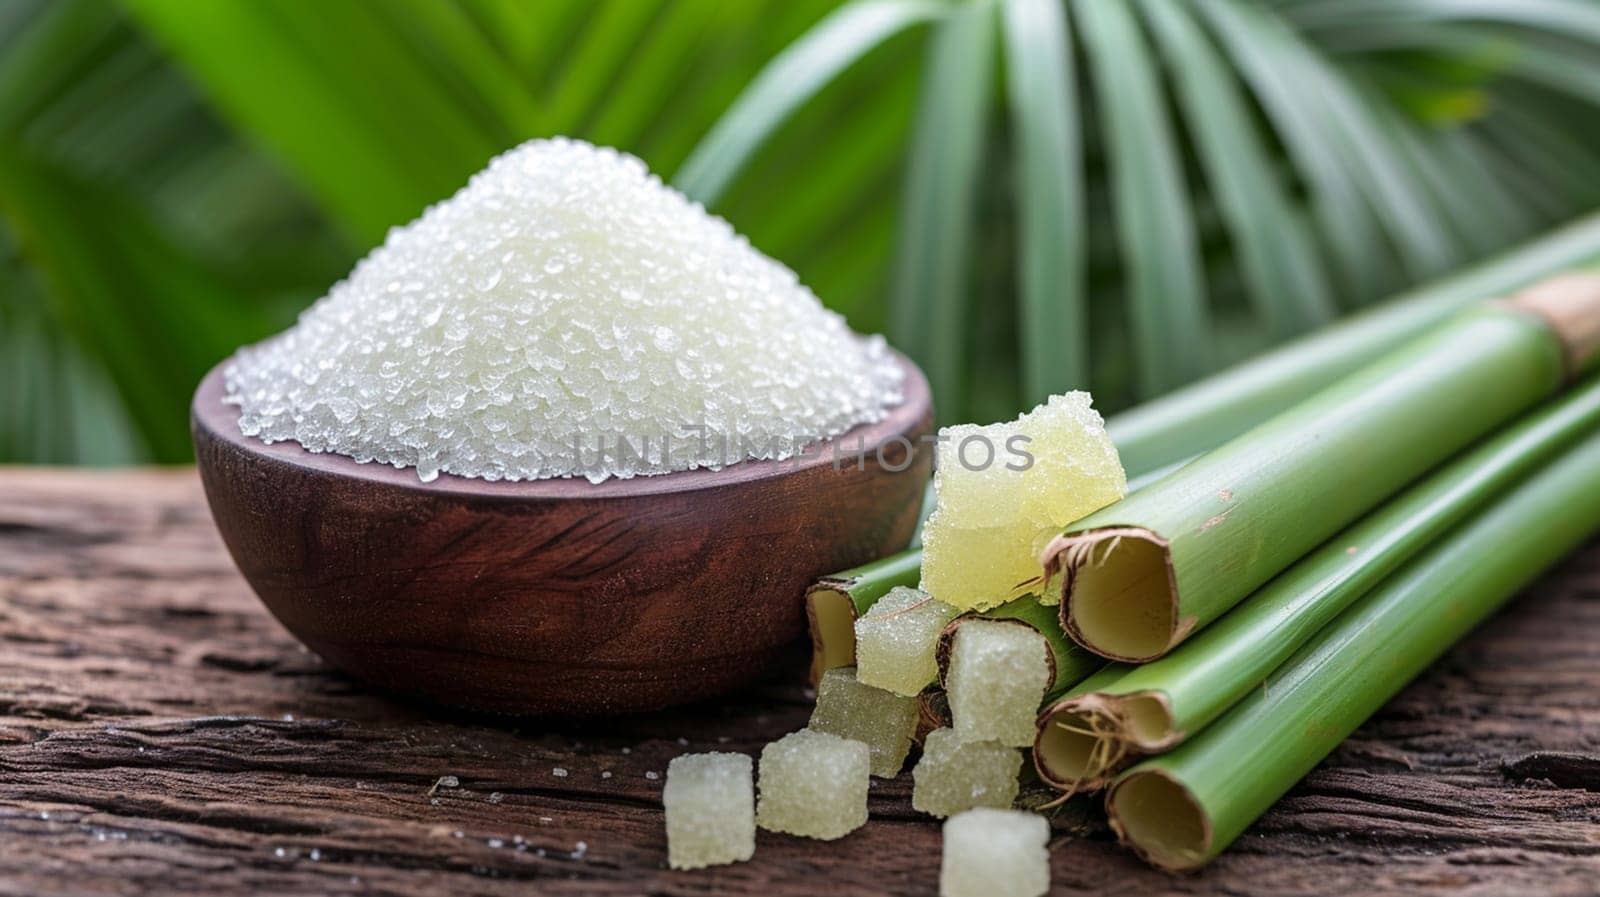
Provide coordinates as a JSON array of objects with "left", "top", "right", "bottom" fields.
[
  {"left": 1075, "top": 0, "right": 1212, "bottom": 395},
  {"left": 1286, "top": 0, "right": 1600, "bottom": 43},
  {"left": 1196, "top": 0, "right": 1399, "bottom": 303},
  {"left": 13, "top": 0, "right": 1600, "bottom": 462},
  {"left": 888, "top": 0, "right": 996, "bottom": 421},
  {"left": 586, "top": 0, "right": 725, "bottom": 149},
  {"left": 542, "top": 0, "right": 665, "bottom": 136},
  {"left": 1373, "top": 99, "right": 1513, "bottom": 257},
  {"left": 1138, "top": 0, "right": 1334, "bottom": 339},
  {"left": 1296, "top": 48, "right": 1462, "bottom": 277},
  {"left": 384, "top": 0, "right": 546, "bottom": 136},
  {"left": 673, "top": 0, "right": 942, "bottom": 206},
  {"left": 120, "top": 0, "right": 460, "bottom": 244},
  {"left": 734, "top": 57, "right": 918, "bottom": 276},
  {"left": 1001, "top": 0, "right": 1086, "bottom": 402},
  {"left": 455, "top": 0, "right": 589, "bottom": 80},
  {"left": 0, "top": 142, "right": 270, "bottom": 459},
  {"left": 0, "top": 0, "right": 120, "bottom": 134}
]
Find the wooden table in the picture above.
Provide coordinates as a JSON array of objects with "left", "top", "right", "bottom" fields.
[{"left": 2, "top": 469, "right": 1598, "bottom": 896}]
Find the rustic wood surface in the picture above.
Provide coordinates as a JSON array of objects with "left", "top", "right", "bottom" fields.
[{"left": 2, "top": 468, "right": 1597, "bottom": 897}]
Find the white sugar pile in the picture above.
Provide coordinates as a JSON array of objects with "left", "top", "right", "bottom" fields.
[{"left": 225, "top": 138, "right": 904, "bottom": 483}]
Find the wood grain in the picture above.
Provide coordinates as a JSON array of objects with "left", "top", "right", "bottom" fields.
[{"left": 2, "top": 469, "right": 1598, "bottom": 896}]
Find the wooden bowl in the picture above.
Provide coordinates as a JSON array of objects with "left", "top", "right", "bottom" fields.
[{"left": 191, "top": 355, "right": 932, "bottom": 715}]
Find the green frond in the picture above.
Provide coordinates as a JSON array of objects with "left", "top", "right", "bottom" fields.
[
  {"left": 673, "top": 0, "right": 942, "bottom": 206},
  {"left": 9, "top": 0, "right": 1600, "bottom": 459},
  {"left": 889, "top": 0, "right": 996, "bottom": 421},
  {"left": 1001, "top": 0, "right": 1087, "bottom": 401},
  {"left": 1075, "top": 0, "right": 1212, "bottom": 395}
]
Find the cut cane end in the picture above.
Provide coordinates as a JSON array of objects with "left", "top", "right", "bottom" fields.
[
  {"left": 1115, "top": 691, "right": 1182, "bottom": 753},
  {"left": 1058, "top": 526, "right": 1180, "bottom": 662},
  {"left": 1032, "top": 694, "right": 1127, "bottom": 794},
  {"left": 1106, "top": 768, "right": 1213, "bottom": 874},
  {"left": 805, "top": 583, "right": 858, "bottom": 686}
]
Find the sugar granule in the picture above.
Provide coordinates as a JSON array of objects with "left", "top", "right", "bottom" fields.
[
  {"left": 807, "top": 667, "right": 919, "bottom": 778},
  {"left": 940, "top": 808, "right": 1050, "bottom": 897},
  {"left": 663, "top": 752, "right": 755, "bottom": 870},
  {"left": 226, "top": 138, "right": 904, "bottom": 483},
  {"left": 946, "top": 621, "right": 1052, "bottom": 747},
  {"left": 854, "top": 586, "right": 960, "bottom": 697},
  {"left": 755, "top": 729, "right": 869, "bottom": 840},
  {"left": 912, "top": 727, "right": 1022, "bottom": 818}
]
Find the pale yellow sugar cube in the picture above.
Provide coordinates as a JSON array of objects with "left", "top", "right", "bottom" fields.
[
  {"left": 809, "top": 667, "right": 919, "bottom": 777},
  {"left": 940, "top": 808, "right": 1050, "bottom": 897},
  {"left": 756, "top": 729, "right": 869, "bottom": 840},
  {"left": 912, "top": 727, "right": 1022, "bottom": 818},
  {"left": 854, "top": 586, "right": 960, "bottom": 697},
  {"left": 947, "top": 621, "right": 1052, "bottom": 747},
  {"left": 664, "top": 752, "right": 755, "bottom": 870},
  {"left": 921, "top": 392, "right": 1126, "bottom": 611}
]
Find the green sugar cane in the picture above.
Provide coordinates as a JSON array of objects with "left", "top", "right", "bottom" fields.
[
  {"left": 1061, "top": 372, "right": 1600, "bottom": 754},
  {"left": 806, "top": 543, "right": 925, "bottom": 683},
  {"left": 1032, "top": 662, "right": 1131, "bottom": 792},
  {"left": 807, "top": 215, "right": 1600, "bottom": 678},
  {"left": 1106, "top": 429, "right": 1600, "bottom": 871},
  {"left": 806, "top": 461, "right": 1179, "bottom": 684},
  {"left": 1108, "top": 209, "right": 1600, "bottom": 475},
  {"left": 1046, "top": 277, "right": 1600, "bottom": 663}
]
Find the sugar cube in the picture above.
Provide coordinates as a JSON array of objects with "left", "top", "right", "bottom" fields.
[
  {"left": 947, "top": 621, "right": 1052, "bottom": 747},
  {"left": 809, "top": 667, "right": 919, "bottom": 777},
  {"left": 940, "top": 808, "right": 1050, "bottom": 897},
  {"left": 912, "top": 727, "right": 1022, "bottom": 818},
  {"left": 855, "top": 586, "right": 960, "bottom": 697},
  {"left": 920, "top": 393, "right": 1126, "bottom": 611},
  {"left": 663, "top": 752, "right": 755, "bottom": 869},
  {"left": 756, "top": 730, "right": 870, "bottom": 840}
]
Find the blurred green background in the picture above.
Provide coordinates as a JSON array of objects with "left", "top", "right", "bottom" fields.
[{"left": 5, "top": 0, "right": 1600, "bottom": 465}]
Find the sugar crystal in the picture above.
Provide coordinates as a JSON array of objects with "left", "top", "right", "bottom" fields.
[
  {"left": 940, "top": 808, "right": 1050, "bottom": 897},
  {"left": 225, "top": 139, "right": 904, "bottom": 483},
  {"left": 854, "top": 586, "right": 959, "bottom": 697},
  {"left": 756, "top": 729, "right": 869, "bottom": 840},
  {"left": 663, "top": 752, "right": 754, "bottom": 870},
  {"left": 946, "top": 621, "right": 1052, "bottom": 747},
  {"left": 912, "top": 728, "right": 1021, "bottom": 818},
  {"left": 920, "top": 393, "right": 1126, "bottom": 610},
  {"left": 808, "top": 667, "right": 918, "bottom": 777}
]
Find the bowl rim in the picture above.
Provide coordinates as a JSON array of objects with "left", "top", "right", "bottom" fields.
[{"left": 192, "top": 351, "right": 931, "bottom": 501}]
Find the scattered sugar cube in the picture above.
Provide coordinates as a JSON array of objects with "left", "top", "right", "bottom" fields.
[
  {"left": 912, "top": 728, "right": 1022, "bottom": 818},
  {"left": 940, "top": 808, "right": 1050, "bottom": 897},
  {"left": 808, "top": 667, "right": 919, "bottom": 777},
  {"left": 756, "top": 730, "right": 869, "bottom": 840},
  {"left": 947, "top": 621, "right": 1052, "bottom": 747},
  {"left": 663, "top": 752, "right": 755, "bottom": 870},
  {"left": 855, "top": 586, "right": 960, "bottom": 697},
  {"left": 920, "top": 393, "right": 1127, "bottom": 611}
]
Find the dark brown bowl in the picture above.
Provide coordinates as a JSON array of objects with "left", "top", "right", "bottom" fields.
[{"left": 191, "top": 355, "right": 932, "bottom": 715}]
